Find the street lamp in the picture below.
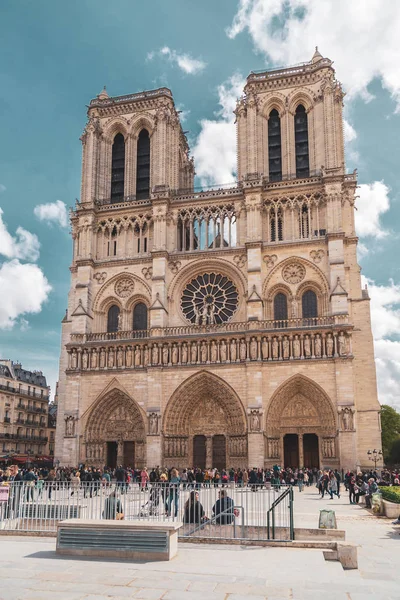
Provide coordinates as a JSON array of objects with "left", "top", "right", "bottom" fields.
[{"left": 367, "top": 449, "right": 383, "bottom": 470}]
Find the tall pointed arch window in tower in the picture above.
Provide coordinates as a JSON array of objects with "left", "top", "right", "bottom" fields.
[
  {"left": 107, "top": 305, "right": 120, "bottom": 334},
  {"left": 270, "top": 206, "right": 283, "bottom": 242},
  {"left": 136, "top": 129, "right": 150, "bottom": 200},
  {"left": 274, "top": 293, "right": 288, "bottom": 324},
  {"left": 111, "top": 133, "right": 125, "bottom": 203},
  {"left": 294, "top": 105, "right": 309, "bottom": 178},
  {"left": 268, "top": 109, "right": 282, "bottom": 181}
]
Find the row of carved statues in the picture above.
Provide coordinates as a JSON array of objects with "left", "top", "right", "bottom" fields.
[{"left": 67, "top": 331, "right": 351, "bottom": 370}]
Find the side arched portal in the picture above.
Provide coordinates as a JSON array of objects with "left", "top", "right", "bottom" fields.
[
  {"left": 84, "top": 388, "right": 146, "bottom": 469},
  {"left": 163, "top": 372, "right": 248, "bottom": 470},
  {"left": 265, "top": 375, "right": 337, "bottom": 469}
]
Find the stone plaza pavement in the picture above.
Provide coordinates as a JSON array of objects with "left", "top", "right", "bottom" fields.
[{"left": 0, "top": 487, "right": 399, "bottom": 600}]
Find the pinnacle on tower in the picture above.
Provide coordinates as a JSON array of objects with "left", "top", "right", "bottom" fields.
[
  {"left": 97, "top": 85, "right": 109, "bottom": 100},
  {"left": 312, "top": 46, "right": 323, "bottom": 63}
]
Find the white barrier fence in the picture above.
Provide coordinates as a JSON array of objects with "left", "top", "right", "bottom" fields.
[{"left": 0, "top": 481, "right": 294, "bottom": 541}]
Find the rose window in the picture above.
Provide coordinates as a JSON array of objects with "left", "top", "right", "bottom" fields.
[{"left": 181, "top": 273, "right": 239, "bottom": 325}]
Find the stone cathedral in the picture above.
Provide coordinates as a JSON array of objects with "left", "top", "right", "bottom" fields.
[{"left": 55, "top": 50, "right": 382, "bottom": 472}]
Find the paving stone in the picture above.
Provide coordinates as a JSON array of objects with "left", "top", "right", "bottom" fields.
[
  {"left": 162, "top": 591, "right": 226, "bottom": 600},
  {"left": 129, "top": 578, "right": 190, "bottom": 591},
  {"left": 131, "top": 590, "right": 167, "bottom": 599},
  {"left": 187, "top": 580, "right": 218, "bottom": 592}
]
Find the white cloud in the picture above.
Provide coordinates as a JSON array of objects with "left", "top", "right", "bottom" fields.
[
  {"left": 355, "top": 181, "right": 391, "bottom": 239},
  {"left": 0, "top": 208, "right": 40, "bottom": 262},
  {"left": 192, "top": 73, "right": 245, "bottom": 186},
  {"left": 362, "top": 276, "right": 400, "bottom": 411},
  {"left": 343, "top": 119, "right": 357, "bottom": 144},
  {"left": 0, "top": 184, "right": 6, "bottom": 193},
  {"left": 0, "top": 259, "right": 51, "bottom": 329},
  {"left": 147, "top": 47, "right": 206, "bottom": 75},
  {"left": 34, "top": 200, "right": 68, "bottom": 228},
  {"left": 227, "top": 0, "right": 400, "bottom": 110}
]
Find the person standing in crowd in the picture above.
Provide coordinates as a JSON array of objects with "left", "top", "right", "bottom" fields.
[
  {"left": 328, "top": 471, "right": 340, "bottom": 499},
  {"left": 23, "top": 467, "right": 37, "bottom": 502},
  {"left": 70, "top": 470, "right": 80, "bottom": 496},
  {"left": 297, "top": 470, "right": 304, "bottom": 492},
  {"left": 140, "top": 467, "right": 149, "bottom": 492},
  {"left": 212, "top": 489, "right": 235, "bottom": 525},
  {"left": 166, "top": 468, "right": 180, "bottom": 517}
]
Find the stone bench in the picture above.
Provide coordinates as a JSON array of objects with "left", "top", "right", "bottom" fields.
[{"left": 56, "top": 519, "right": 182, "bottom": 561}]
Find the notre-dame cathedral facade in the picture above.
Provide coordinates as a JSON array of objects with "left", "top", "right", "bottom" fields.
[{"left": 55, "top": 50, "right": 382, "bottom": 471}]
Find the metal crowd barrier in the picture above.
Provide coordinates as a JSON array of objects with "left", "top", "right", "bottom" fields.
[{"left": 0, "top": 481, "right": 294, "bottom": 541}]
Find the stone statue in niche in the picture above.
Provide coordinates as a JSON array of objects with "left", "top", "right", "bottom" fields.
[
  {"left": 82, "top": 351, "right": 88, "bottom": 370},
  {"left": 126, "top": 347, "right": 132, "bottom": 367},
  {"left": 209, "top": 303, "right": 216, "bottom": 325},
  {"left": 326, "top": 334, "right": 334, "bottom": 357},
  {"left": 117, "top": 312, "right": 123, "bottom": 331},
  {"left": 108, "top": 349, "right": 114, "bottom": 368},
  {"left": 201, "top": 342, "right": 208, "bottom": 363},
  {"left": 293, "top": 335, "right": 301, "bottom": 358},
  {"left": 172, "top": 344, "right": 178, "bottom": 364},
  {"left": 143, "top": 346, "right": 149, "bottom": 366},
  {"left": 65, "top": 416, "right": 75, "bottom": 436},
  {"left": 272, "top": 337, "right": 279, "bottom": 359},
  {"left": 315, "top": 334, "right": 322, "bottom": 358},
  {"left": 220, "top": 340, "right": 227, "bottom": 362},
  {"left": 181, "top": 343, "right": 188, "bottom": 364},
  {"left": 162, "top": 345, "right": 169, "bottom": 365},
  {"left": 338, "top": 332, "right": 347, "bottom": 357},
  {"left": 91, "top": 349, "right": 98, "bottom": 369},
  {"left": 135, "top": 346, "right": 141, "bottom": 366},
  {"left": 282, "top": 337, "right": 289, "bottom": 359},
  {"left": 191, "top": 342, "right": 197, "bottom": 363},
  {"left": 115, "top": 347, "right": 123, "bottom": 368},
  {"left": 201, "top": 303, "right": 208, "bottom": 325},
  {"left": 250, "top": 338, "right": 257, "bottom": 360},
  {"left": 230, "top": 339, "right": 237, "bottom": 361},
  {"left": 148, "top": 413, "right": 159, "bottom": 435},
  {"left": 304, "top": 335, "right": 311, "bottom": 358},
  {"left": 261, "top": 338, "right": 268, "bottom": 360},
  {"left": 193, "top": 303, "right": 201, "bottom": 326},
  {"left": 291, "top": 298, "right": 298, "bottom": 318},
  {"left": 210, "top": 340, "right": 218, "bottom": 362},
  {"left": 250, "top": 410, "right": 261, "bottom": 432},
  {"left": 71, "top": 350, "right": 77, "bottom": 369},
  {"left": 100, "top": 348, "right": 106, "bottom": 368},
  {"left": 341, "top": 407, "right": 354, "bottom": 431},
  {"left": 152, "top": 344, "right": 159, "bottom": 365},
  {"left": 239, "top": 339, "right": 247, "bottom": 360}
]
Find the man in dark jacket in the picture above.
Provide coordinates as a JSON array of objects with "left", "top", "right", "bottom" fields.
[
  {"left": 249, "top": 468, "right": 258, "bottom": 491},
  {"left": 212, "top": 489, "right": 235, "bottom": 524}
]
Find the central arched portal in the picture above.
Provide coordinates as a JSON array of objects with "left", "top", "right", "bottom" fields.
[
  {"left": 265, "top": 375, "right": 337, "bottom": 469},
  {"left": 84, "top": 388, "right": 146, "bottom": 469},
  {"left": 163, "top": 372, "right": 248, "bottom": 470}
]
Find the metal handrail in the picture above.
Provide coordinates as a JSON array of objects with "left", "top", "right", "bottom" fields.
[{"left": 267, "top": 486, "right": 294, "bottom": 540}]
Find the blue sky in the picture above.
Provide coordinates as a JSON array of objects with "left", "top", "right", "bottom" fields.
[{"left": 0, "top": 0, "right": 399, "bottom": 410}]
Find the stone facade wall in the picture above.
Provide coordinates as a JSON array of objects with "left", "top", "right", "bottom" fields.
[{"left": 55, "top": 51, "right": 382, "bottom": 471}]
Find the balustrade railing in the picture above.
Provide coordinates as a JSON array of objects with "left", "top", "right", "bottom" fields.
[{"left": 70, "top": 315, "right": 349, "bottom": 344}]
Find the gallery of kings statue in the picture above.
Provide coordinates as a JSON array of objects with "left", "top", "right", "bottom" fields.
[{"left": 54, "top": 50, "right": 382, "bottom": 472}]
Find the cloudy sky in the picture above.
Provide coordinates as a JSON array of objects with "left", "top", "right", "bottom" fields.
[{"left": 0, "top": 0, "right": 399, "bottom": 410}]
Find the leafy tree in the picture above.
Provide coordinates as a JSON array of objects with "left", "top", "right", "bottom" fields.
[
  {"left": 381, "top": 404, "right": 400, "bottom": 463},
  {"left": 388, "top": 438, "right": 400, "bottom": 466}
]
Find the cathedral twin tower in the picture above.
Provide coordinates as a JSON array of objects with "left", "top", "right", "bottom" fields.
[{"left": 55, "top": 50, "right": 382, "bottom": 471}]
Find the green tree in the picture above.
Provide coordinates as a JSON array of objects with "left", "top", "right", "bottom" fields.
[
  {"left": 381, "top": 404, "right": 400, "bottom": 463},
  {"left": 388, "top": 438, "right": 400, "bottom": 466}
]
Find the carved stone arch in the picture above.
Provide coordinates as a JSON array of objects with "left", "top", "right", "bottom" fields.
[
  {"left": 125, "top": 294, "right": 151, "bottom": 313},
  {"left": 129, "top": 114, "right": 156, "bottom": 139},
  {"left": 163, "top": 371, "right": 248, "bottom": 436},
  {"left": 263, "top": 256, "right": 329, "bottom": 302},
  {"left": 287, "top": 88, "right": 315, "bottom": 115},
  {"left": 265, "top": 283, "right": 293, "bottom": 320},
  {"left": 103, "top": 117, "right": 130, "bottom": 143},
  {"left": 261, "top": 94, "right": 286, "bottom": 119},
  {"left": 265, "top": 374, "right": 337, "bottom": 438},
  {"left": 295, "top": 280, "right": 327, "bottom": 316},
  {"left": 93, "top": 272, "right": 151, "bottom": 313},
  {"left": 82, "top": 382, "right": 146, "bottom": 467},
  {"left": 168, "top": 258, "right": 247, "bottom": 324}
]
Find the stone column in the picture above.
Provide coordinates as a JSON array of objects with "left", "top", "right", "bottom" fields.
[
  {"left": 117, "top": 440, "right": 124, "bottom": 466},
  {"left": 206, "top": 436, "right": 213, "bottom": 468},
  {"left": 298, "top": 433, "right": 304, "bottom": 468}
]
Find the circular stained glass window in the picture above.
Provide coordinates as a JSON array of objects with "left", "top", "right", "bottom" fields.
[{"left": 181, "top": 273, "right": 239, "bottom": 325}]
